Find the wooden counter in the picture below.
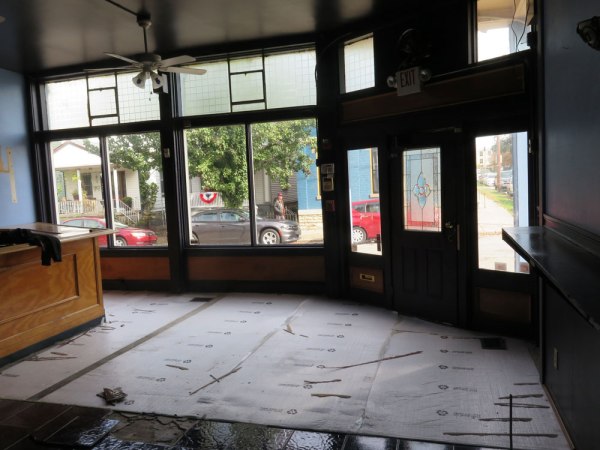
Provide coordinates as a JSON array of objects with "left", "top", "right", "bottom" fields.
[{"left": 0, "top": 223, "right": 113, "bottom": 362}]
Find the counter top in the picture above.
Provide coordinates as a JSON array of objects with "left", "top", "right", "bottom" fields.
[
  {"left": 503, "top": 226, "right": 600, "bottom": 331},
  {"left": 0, "top": 222, "right": 114, "bottom": 255}
]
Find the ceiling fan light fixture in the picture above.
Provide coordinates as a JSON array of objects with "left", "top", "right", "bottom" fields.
[
  {"left": 132, "top": 71, "right": 149, "bottom": 88},
  {"left": 151, "top": 72, "right": 168, "bottom": 93},
  {"left": 89, "top": 3, "right": 206, "bottom": 93}
]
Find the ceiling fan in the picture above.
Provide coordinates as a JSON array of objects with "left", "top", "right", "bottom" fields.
[{"left": 86, "top": 2, "right": 206, "bottom": 92}]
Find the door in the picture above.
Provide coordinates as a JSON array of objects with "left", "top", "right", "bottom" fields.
[
  {"left": 390, "top": 137, "right": 460, "bottom": 324},
  {"left": 218, "top": 210, "right": 250, "bottom": 244}
]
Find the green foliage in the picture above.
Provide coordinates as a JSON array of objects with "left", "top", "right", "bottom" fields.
[
  {"left": 186, "top": 125, "right": 249, "bottom": 208},
  {"left": 107, "top": 133, "right": 161, "bottom": 214},
  {"left": 478, "top": 185, "right": 514, "bottom": 214},
  {"left": 186, "top": 119, "right": 315, "bottom": 208},
  {"left": 122, "top": 196, "right": 133, "bottom": 208},
  {"left": 82, "top": 139, "right": 100, "bottom": 156},
  {"left": 90, "top": 120, "right": 315, "bottom": 212},
  {"left": 251, "top": 120, "right": 315, "bottom": 189}
]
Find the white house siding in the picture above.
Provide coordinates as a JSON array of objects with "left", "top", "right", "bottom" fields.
[{"left": 124, "top": 171, "right": 141, "bottom": 209}]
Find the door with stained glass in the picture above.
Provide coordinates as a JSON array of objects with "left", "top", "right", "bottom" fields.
[{"left": 390, "top": 141, "right": 459, "bottom": 324}]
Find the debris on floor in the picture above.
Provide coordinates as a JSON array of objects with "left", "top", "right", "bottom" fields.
[
  {"left": 189, "top": 366, "right": 242, "bottom": 395},
  {"left": 97, "top": 387, "right": 128, "bottom": 405}
]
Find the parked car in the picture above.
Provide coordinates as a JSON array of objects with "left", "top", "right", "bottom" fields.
[
  {"left": 479, "top": 173, "right": 497, "bottom": 187},
  {"left": 495, "top": 171, "right": 513, "bottom": 193},
  {"left": 190, "top": 208, "right": 301, "bottom": 245},
  {"left": 351, "top": 199, "right": 381, "bottom": 243},
  {"left": 61, "top": 217, "right": 158, "bottom": 247}
]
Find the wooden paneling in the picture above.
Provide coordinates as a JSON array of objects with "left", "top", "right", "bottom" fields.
[
  {"left": 476, "top": 287, "right": 531, "bottom": 324},
  {"left": 342, "top": 64, "right": 525, "bottom": 123},
  {"left": 0, "top": 238, "right": 105, "bottom": 359},
  {"left": 349, "top": 266, "right": 384, "bottom": 293},
  {"left": 188, "top": 255, "right": 325, "bottom": 282},
  {"left": 101, "top": 256, "right": 170, "bottom": 280},
  {"left": 545, "top": 282, "right": 600, "bottom": 448}
]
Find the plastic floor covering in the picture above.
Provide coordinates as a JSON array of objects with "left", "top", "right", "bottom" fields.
[{"left": 0, "top": 291, "right": 570, "bottom": 449}]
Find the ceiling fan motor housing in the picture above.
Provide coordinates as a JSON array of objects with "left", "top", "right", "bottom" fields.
[{"left": 136, "top": 13, "right": 152, "bottom": 30}]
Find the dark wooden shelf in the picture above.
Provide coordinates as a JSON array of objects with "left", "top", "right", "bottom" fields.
[{"left": 503, "top": 226, "right": 600, "bottom": 331}]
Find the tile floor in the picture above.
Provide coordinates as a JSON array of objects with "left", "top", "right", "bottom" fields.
[{"left": 0, "top": 398, "right": 497, "bottom": 449}]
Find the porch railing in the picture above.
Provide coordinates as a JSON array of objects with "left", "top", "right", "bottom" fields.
[
  {"left": 58, "top": 198, "right": 104, "bottom": 216},
  {"left": 58, "top": 198, "right": 140, "bottom": 224},
  {"left": 113, "top": 199, "right": 139, "bottom": 224}
]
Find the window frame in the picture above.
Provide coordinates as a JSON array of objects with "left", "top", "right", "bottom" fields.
[
  {"left": 34, "top": 43, "right": 324, "bottom": 257},
  {"left": 183, "top": 117, "right": 321, "bottom": 248}
]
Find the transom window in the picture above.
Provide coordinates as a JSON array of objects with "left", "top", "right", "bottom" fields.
[
  {"left": 45, "top": 74, "right": 160, "bottom": 130},
  {"left": 180, "top": 48, "right": 316, "bottom": 116},
  {"left": 342, "top": 35, "right": 375, "bottom": 93},
  {"left": 477, "top": 0, "right": 533, "bottom": 61}
]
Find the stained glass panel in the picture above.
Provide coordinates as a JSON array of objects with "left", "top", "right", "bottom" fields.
[{"left": 403, "top": 147, "right": 441, "bottom": 232}]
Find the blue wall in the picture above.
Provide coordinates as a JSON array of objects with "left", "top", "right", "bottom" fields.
[
  {"left": 0, "top": 68, "right": 35, "bottom": 226},
  {"left": 347, "top": 149, "right": 373, "bottom": 202},
  {"left": 296, "top": 145, "right": 321, "bottom": 210}
]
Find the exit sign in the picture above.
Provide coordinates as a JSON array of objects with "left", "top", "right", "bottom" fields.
[{"left": 395, "top": 67, "right": 422, "bottom": 96}]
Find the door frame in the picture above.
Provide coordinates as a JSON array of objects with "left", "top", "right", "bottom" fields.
[
  {"left": 387, "top": 129, "right": 469, "bottom": 326},
  {"left": 341, "top": 134, "right": 393, "bottom": 308},
  {"left": 465, "top": 123, "right": 538, "bottom": 338}
]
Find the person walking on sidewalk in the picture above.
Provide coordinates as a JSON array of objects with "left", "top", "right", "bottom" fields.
[{"left": 273, "top": 192, "right": 286, "bottom": 220}]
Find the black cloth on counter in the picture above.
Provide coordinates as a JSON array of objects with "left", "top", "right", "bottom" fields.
[{"left": 0, "top": 228, "right": 62, "bottom": 266}]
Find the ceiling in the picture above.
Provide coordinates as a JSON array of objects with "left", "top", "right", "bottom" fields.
[{"left": 0, "top": 0, "right": 422, "bottom": 76}]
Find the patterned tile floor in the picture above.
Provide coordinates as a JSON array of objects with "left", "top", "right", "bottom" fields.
[{"left": 0, "top": 398, "right": 500, "bottom": 449}]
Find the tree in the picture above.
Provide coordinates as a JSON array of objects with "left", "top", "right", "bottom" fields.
[
  {"left": 186, "top": 119, "right": 315, "bottom": 208},
  {"left": 106, "top": 133, "right": 161, "bottom": 214},
  {"left": 497, "top": 135, "right": 513, "bottom": 169},
  {"left": 79, "top": 119, "right": 315, "bottom": 212},
  {"left": 186, "top": 125, "right": 249, "bottom": 208}
]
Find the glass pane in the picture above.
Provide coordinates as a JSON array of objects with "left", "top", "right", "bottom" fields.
[
  {"left": 348, "top": 148, "right": 381, "bottom": 255},
  {"left": 230, "top": 56, "right": 263, "bottom": 72},
  {"left": 91, "top": 116, "right": 118, "bottom": 126},
  {"left": 403, "top": 148, "right": 441, "bottom": 232},
  {"left": 476, "top": 132, "right": 529, "bottom": 273},
  {"left": 46, "top": 79, "right": 89, "bottom": 130},
  {"left": 116, "top": 73, "right": 161, "bottom": 123},
  {"left": 231, "top": 72, "right": 264, "bottom": 103},
  {"left": 265, "top": 50, "right": 316, "bottom": 108},
  {"left": 477, "top": 0, "right": 532, "bottom": 62},
  {"left": 343, "top": 35, "right": 375, "bottom": 93},
  {"left": 252, "top": 119, "right": 321, "bottom": 246},
  {"left": 180, "top": 60, "right": 231, "bottom": 116},
  {"left": 232, "top": 102, "right": 265, "bottom": 112},
  {"left": 185, "top": 125, "right": 249, "bottom": 245},
  {"left": 89, "top": 89, "right": 117, "bottom": 117},
  {"left": 106, "top": 133, "right": 163, "bottom": 247},
  {"left": 88, "top": 74, "right": 116, "bottom": 89},
  {"left": 52, "top": 138, "right": 108, "bottom": 245}
]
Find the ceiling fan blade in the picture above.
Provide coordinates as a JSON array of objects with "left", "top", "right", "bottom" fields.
[
  {"left": 159, "top": 55, "right": 196, "bottom": 67},
  {"left": 105, "top": 52, "right": 141, "bottom": 65},
  {"left": 161, "top": 66, "right": 207, "bottom": 75}
]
